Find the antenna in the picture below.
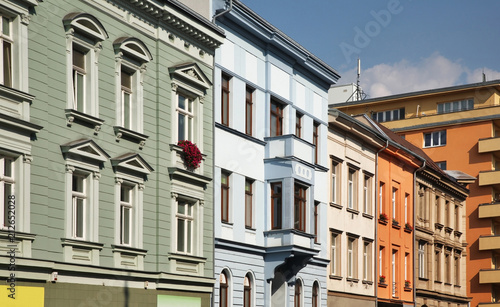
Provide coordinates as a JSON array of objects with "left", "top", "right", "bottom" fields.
[{"left": 356, "top": 58, "right": 361, "bottom": 101}]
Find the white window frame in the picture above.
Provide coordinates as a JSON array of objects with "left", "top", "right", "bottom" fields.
[
  {"left": 331, "top": 160, "right": 340, "bottom": 204},
  {"left": 418, "top": 242, "right": 426, "bottom": 278},
  {"left": 423, "top": 130, "right": 446, "bottom": 148},
  {"left": 176, "top": 91, "right": 195, "bottom": 142},
  {"left": 331, "top": 231, "right": 339, "bottom": 276},
  {"left": 71, "top": 172, "right": 87, "bottom": 239},
  {"left": 171, "top": 193, "right": 203, "bottom": 257},
  {"left": 0, "top": 14, "right": 13, "bottom": 88},
  {"left": 363, "top": 242, "right": 368, "bottom": 280},
  {"left": 113, "top": 37, "right": 152, "bottom": 134},
  {"left": 0, "top": 155, "right": 14, "bottom": 229},
  {"left": 392, "top": 187, "right": 397, "bottom": 220},
  {"left": 63, "top": 13, "right": 108, "bottom": 118},
  {"left": 176, "top": 199, "right": 194, "bottom": 254}
]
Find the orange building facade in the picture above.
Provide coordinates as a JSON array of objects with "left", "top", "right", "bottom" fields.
[{"left": 334, "top": 80, "right": 500, "bottom": 307}]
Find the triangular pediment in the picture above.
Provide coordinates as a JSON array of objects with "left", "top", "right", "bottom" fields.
[
  {"left": 111, "top": 153, "right": 153, "bottom": 175},
  {"left": 169, "top": 62, "right": 212, "bottom": 90},
  {"left": 61, "top": 139, "right": 110, "bottom": 162}
]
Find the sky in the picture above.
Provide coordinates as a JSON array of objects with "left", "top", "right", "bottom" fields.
[{"left": 240, "top": 0, "right": 500, "bottom": 98}]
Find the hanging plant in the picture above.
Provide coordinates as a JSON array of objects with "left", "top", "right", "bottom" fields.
[{"left": 177, "top": 140, "right": 202, "bottom": 169}]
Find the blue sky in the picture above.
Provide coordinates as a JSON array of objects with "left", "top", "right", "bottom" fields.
[{"left": 241, "top": 0, "right": 500, "bottom": 98}]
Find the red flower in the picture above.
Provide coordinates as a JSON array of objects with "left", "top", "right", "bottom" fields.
[{"left": 177, "top": 140, "right": 202, "bottom": 169}]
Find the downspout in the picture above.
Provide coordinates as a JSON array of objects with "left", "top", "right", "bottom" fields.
[
  {"left": 212, "top": 0, "right": 233, "bottom": 23},
  {"left": 375, "top": 139, "right": 389, "bottom": 306},
  {"left": 413, "top": 159, "right": 426, "bottom": 307}
]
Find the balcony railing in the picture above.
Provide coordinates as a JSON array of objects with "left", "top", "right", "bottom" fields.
[
  {"left": 479, "top": 203, "right": 500, "bottom": 218},
  {"left": 479, "top": 137, "right": 500, "bottom": 154}
]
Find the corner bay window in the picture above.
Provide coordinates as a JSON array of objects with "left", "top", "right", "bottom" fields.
[
  {"left": 271, "top": 182, "right": 282, "bottom": 229},
  {"left": 270, "top": 99, "right": 284, "bottom": 137},
  {"left": 294, "top": 184, "right": 307, "bottom": 232}
]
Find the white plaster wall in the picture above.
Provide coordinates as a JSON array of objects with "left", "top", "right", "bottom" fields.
[
  {"left": 294, "top": 80, "right": 306, "bottom": 111},
  {"left": 220, "top": 38, "right": 235, "bottom": 71},
  {"left": 270, "top": 64, "right": 290, "bottom": 100}
]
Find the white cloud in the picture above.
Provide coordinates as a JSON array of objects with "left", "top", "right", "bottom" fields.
[{"left": 338, "top": 52, "right": 500, "bottom": 98}]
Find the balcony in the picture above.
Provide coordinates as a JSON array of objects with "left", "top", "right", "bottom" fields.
[
  {"left": 479, "top": 235, "right": 500, "bottom": 251},
  {"left": 479, "top": 137, "right": 500, "bottom": 154},
  {"left": 265, "top": 134, "right": 314, "bottom": 164},
  {"left": 479, "top": 203, "right": 500, "bottom": 219},
  {"left": 479, "top": 170, "right": 500, "bottom": 187},
  {"left": 264, "top": 229, "right": 318, "bottom": 255},
  {"left": 480, "top": 269, "right": 500, "bottom": 284}
]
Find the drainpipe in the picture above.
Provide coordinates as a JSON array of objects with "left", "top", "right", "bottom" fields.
[
  {"left": 413, "top": 159, "right": 426, "bottom": 307},
  {"left": 375, "top": 139, "right": 388, "bottom": 306},
  {"left": 212, "top": 0, "right": 233, "bottom": 23}
]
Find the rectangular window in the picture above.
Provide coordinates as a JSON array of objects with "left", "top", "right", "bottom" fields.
[
  {"left": 314, "top": 201, "right": 319, "bottom": 243},
  {"left": 121, "top": 68, "right": 133, "bottom": 129},
  {"left": 435, "top": 250, "right": 441, "bottom": 281},
  {"left": 245, "top": 178, "right": 253, "bottom": 229},
  {"left": 245, "top": 86, "right": 253, "bottom": 135},
  {"left": 294, "top": 183, "right": 307, "bottom": 232},
  {"left": 392, "top": 187, "right": 398, "bottom": 221},
  {"left": 379, "top": 246, "right": 384, "bottom": 277},
  {"left": 221, "top": 74, "right": 230, "bottom": 126},
  {"left": 176, "top": 200, "right": 193, "bottom": 254},
  {"left": 454, "top": 256, "right": 460, "bottom": 285},
  {"left": 296, "top": 112, "right": 302, "bottom": 138},
  {"left": 445, "top": 253, "right": 450, "bottom": 283},
  {"left": 405, "top": 252, "right": 409, "bottom": 281},
  {"left": 120, "top": 185, "right": 132, "bottom": 245},
  {"left": 348, "top": 169, "right": 357, "bottom": 210},
  {"left": 271, "top": 182, "right": 282, "bottom": 229},
  {"left": 331, "top": 232, "right": 340, "bottom": 275},
  {"left": 455, "top": 205, "right": 460, "bottom": 232},
  {"left": 0, "top": 15, "right": 12, "bottom": 87},
  {"left": 313, "top": 122, "right": 319, "bottom": 164},
  {"left": 363, "top": 175, "right": 371, "bottom": 214},
  {"left": 379, "top": 182, "right": 385, "bottom": 214},
  {"left": 363, "top": 241, "right": 372, "bottom": 281},
  {"left": 372, "top": 108, "right": 405, "bottom": 122},
  {"left": 331, "top": 160, "right": 339, "bottom": 204},
  {"left": 437, "top": 99, "right": 474, "bottom": 114},
  {"left": 221, "top": 172, "right": 230, "bottom": 223},
  {"left": 72, "top": 48, "right": 86, "bottom": 112},
  {"left": 177, "top": 93, "right": 194, "bottom": 141},
  {"left": 347, "top": 238, "right": 355, "bottom": 278},
  {"left": 424, "top": 130, "right": 446, "bottom": 148},
  {"left": 405, "top": 193, "right": 409, "bottom": 224},
  {"left": 418, "top": 242, "right": 426, "bottom": 278},
  {"left": 270, "top": 99, "right": 284, "bottom": 137},
  {"left": 72, "top": 173, "right": 87, "bottom": 239},
  {"left": 1, "top": 156, "right": 14, "bottom": 229},
  {"left": 392, "top": 250, "right": 397, "bottom": 297},
  {"left": 436, "top": 161, "right": 447, "bottom": 170},
  {"left": 445, "top": 200, "right": 450, "bottom": 226}
]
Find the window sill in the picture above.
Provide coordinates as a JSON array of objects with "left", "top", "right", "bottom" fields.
[
  {"left": 392, "top": 222, "right": 401, "bottom": 229},
  {"left": 444, "top": 282, "right": 452, "bottom": 286},
  {"left": 435, "top": 222, "right": 444, "bottom": 230},
  {"left": 346, "top": 208, "right": 359, "bottom": 215},
  {"left": 65, "top": 109, "right": 104, "bottom": 134},
  {"left": 404, "top": 286, "right": 412, "bottom": 291},
  {"left": 379, "top": 219, "right": 388, "bottom": 225},
  {"left": 454, "top": 230, "right": 462, "bottom": 237},
  {"left": 362, "top": 280, "right": 373, "bottom": 285},
  {"left": 329, "top": 275, "right": 343, "bottom": 280},
  {"left": 330, "top": 202, "right": 342, "bottom": 209},
  {"left": 445, "top": 226, "right": 453, "bottom": 234},
  {"left": 346, "top": 278, "right": 359, "bottom": 283},
  {"left": 434, "top": 280, "right": 443, "bottom": 284},
  {"left": 168, "top": 252, "right": 207, "bottom": 276},
  {"left": 418, "top": 277, "right": 429, "bottom": 281},
  {"left": 423, "top": 144, "right": 446, "bottom": 149},
  {"left": 61, "top": 238, "right": 104, "bottom": 250},
  {"left": 113, "top": 126, "right": 149, "bottom": 149},
  {"left": 378, "top": 282, "right": 388, "bottom": 288},
  {"left": 221, "top": 221, "right": 233, "bottom": 226},
  {"left": 245, "top": 226, "right": 256, "bottom": 231},
  {"left": 362, "top": 213, "right": 373, "bottom": 219},
  {"left": 111, "top": 244, "right": 148, "bottom": 256},
  {"left": 404, "top": 227, "right": 413, "bottom": 233}
]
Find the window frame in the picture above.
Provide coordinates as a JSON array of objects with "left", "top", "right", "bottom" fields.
[
  {"left": 423, "top": 130, "right": 447, "bottom": 148},
  {"left": 331, "top": 159, "right": 341, "bottom": 205},
  {"left": 271, "top": 182, "right": 283, "bottom": 230},
  {"left": 221, "top": 73, "right": 230, "bottom": 126},
  {"left": 243, "top": 273, "right": 253, "bottom": 307},
  {"left": 313, "top": 122, "right": 319, "bottom": 164},
  {"left": 245, "top": 86, "right": 254, "bottom": 136},
  {"left": 437, "top": 99, "right": 474, "bottom": 114},
  {"left": 347, "top": 237, "right": 357, "bottom": 279},
  {"left": 0, "top": 14, "right": 13, "bottom": 88},
  {"left": 296, "top": 111, "right": 302, "bottom": 138},
  {"left": 176, "top": 199, "right": 194, "bottom": 254},
  {"left": 245, "top": 178, "right": 254, "bottom": 229},
  {"left": 418, "top": 241, "right": 426, "bottom": 278},
  {"left": 219, "top": 270, "right": 230, "bottom": 307},
  {"left": 347, "top": 168, "right": 358, "bottom": 210},
  {"left": 294, "top": 278, "right": 303, "bottom": 307},
  {"left": 270, "top": 98, "right": 284, "bottom": 137},
  {"left": 330, "top": 231, "right": 340, "bottom": 276},
  {"left": 221, "top": 171, "right": 230, "bottom": 223},
  {"left": 176, "top": 91, "right": 195, "bottom": 142},
  {"left": 0, "top": 155, "right": 15, "bottom": 229},
  {"left": 294, "top": 183, "right": 307, "bottom": 232},
  {"left": 363, "top": 174, "right": 372, "bottom": 214},
  {"left": 312, "top": 281, "right": 319, "bottom": 307},
  {"left": 373, "top": 108, "right": 405, "bottom": 123},
  {"left": 71, "top": 172, "right": 88, "bottom": 240}
]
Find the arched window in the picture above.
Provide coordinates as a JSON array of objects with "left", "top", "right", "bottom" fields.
[
  {"left": 312, "top": 281, "right": 319, "bottom": 307},
  {"left": 243, "top": 274, "right": 253, "bottom": 307},
  {"left": 220, "top": 271, "right": 229, "bottom": 307},
  {"left": 294, "top": 279, "right": 302, "bottom": 307}
]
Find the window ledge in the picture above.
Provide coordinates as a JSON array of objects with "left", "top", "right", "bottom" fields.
[
  {"left": 168, "top": 252, "right": 207, "bottom": 264},
  {"left": 392, "top": 222, "right": 401, "bottom": 229},
  {"left": 330, "top": 202, "right": 342, "bottom": 209},
  {"left": 362, "top": 280, "right": 373, "bottom": 285},
  {"left": 65, "top": 109, "right": 104, "bottom": 135},
  {"left": 434, "top": 280, "right": 443, "bottom": 284},
  {"left": 379, "top": 219, "right": 388, "bottom": 225},
  {"left": 329, "top": 275, "right": 343, "bottom": 280},
  {"left": 221, "top": 221, "right": 233, "bottom": 226},
  {"left": 454, "top": 285, "right": 461, "bottom": 288},
  {"left": 0, "top": 229, "right": 36, "bottom": 241},
  {"left": 418, "top": 277, "right": 429, "bottom": 281},
  {"left": 111, "top": 244, "right": 148, "bottom": 256},
  {"left": 362, "top": 213, "right": 374, "bottom": 219},
  {"left": 113, "top": 126, "right": 149, "bottom": 149},
  {"left": 61, "top": 238, "right": 104, "bottom": 250},
  {"left": 346, "top": 208, "right": 359, "bottom": 215},
  {"left": 454, "top": 230, "right": 462, "bottom": 237},
  {"left": 435, "top": 222, "right": 444, "bottom": 230},
  {"left": 444, "top": 282, "right": 452, "bottom": 286},
  {"left": 404, "top": 286, "right": 412, "bottom": 291},
  {"left": 404, "top": 227, "right": 413, "bottom": 233},
  {"left": 346, "top": 278, "right": 359, "bottom": 283},
  {"left": 378, "top": 282, "right": 388, "bottom": 288},
  {"left": 445, "top": 226, "right": 453, "bottom": 234},
  {"left": 245, "top": 227, "right": 256, "bottom": 231}
]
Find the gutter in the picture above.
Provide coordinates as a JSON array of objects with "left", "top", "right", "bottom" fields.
[{"left": 212, "top": 0, "right": 233, "bottom": 22}]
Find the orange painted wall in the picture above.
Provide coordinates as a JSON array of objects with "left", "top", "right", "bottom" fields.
[
  {"left": 377, "top": 150, "right": 415, "bottom": 304},
  {"left": 403, "top": 121, "right": 493, "bottom": 306}
]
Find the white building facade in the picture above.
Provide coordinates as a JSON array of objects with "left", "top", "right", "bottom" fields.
[{"left": 212, "top": 1, "right": 340, "bottom": 306}]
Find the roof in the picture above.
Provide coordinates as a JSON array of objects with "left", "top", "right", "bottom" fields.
[{"left": 332, "top": 79, "right": 500, "bottom": 108}]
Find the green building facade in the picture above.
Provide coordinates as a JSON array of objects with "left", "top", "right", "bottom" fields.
[{"left": 0, "top": 0, "right": 224, "bottom": 306}]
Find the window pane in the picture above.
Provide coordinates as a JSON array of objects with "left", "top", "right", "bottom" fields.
[
  {"left": 73, "top": 49, "right": 85, "bottom": 69},
  {"left": 177, "top": 220, "right": 185, "bottom": 252},
  {"left": 76, "top": 72, "right": 85, "bottom": 111},
  {"left": 76, "top": 198, "right": 84, "bottom": 238},
  {"left": 2, "top": 17, "right": 10, "bottom": 35},
  {"left": 178, "top": 202, "right": 185, "bottom": 215},
  {"left": 187, "top": 220, "right": 192, "bottom": 253},
  {"left": 122, "top": 207, "right": 130, "bottom": 244},
  {"left": 121, "top": 70, "right": 132, "bottom": 89},
  {"left": 4, "top": 183, "right": 11, "bottom": 227},
  {"left": 270, "top": 114, "right": 277, "bottom": 137},
  {"left": 178, "top": 113, "right": 185, "bottom": 141},
  {"left": 424, "top": 133, "right": 431, "bottom": 147},
  {"left": 178, "top": 95, "right": 186, "bottom": 110},
  {"left": 3, "top": 41, "right": 11, "bottom": 87},
  {"left": 123, "top": 92, "right": 131, "bottom": 128},
  {"left": 72, "top": 175, "right": 84, "bottom": 193},
  {"left": 440, "top": 130, "right": 446, "bottom": 145},
  {"left": 4, "top": 158, "right": 12, "bottom": 177}
]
